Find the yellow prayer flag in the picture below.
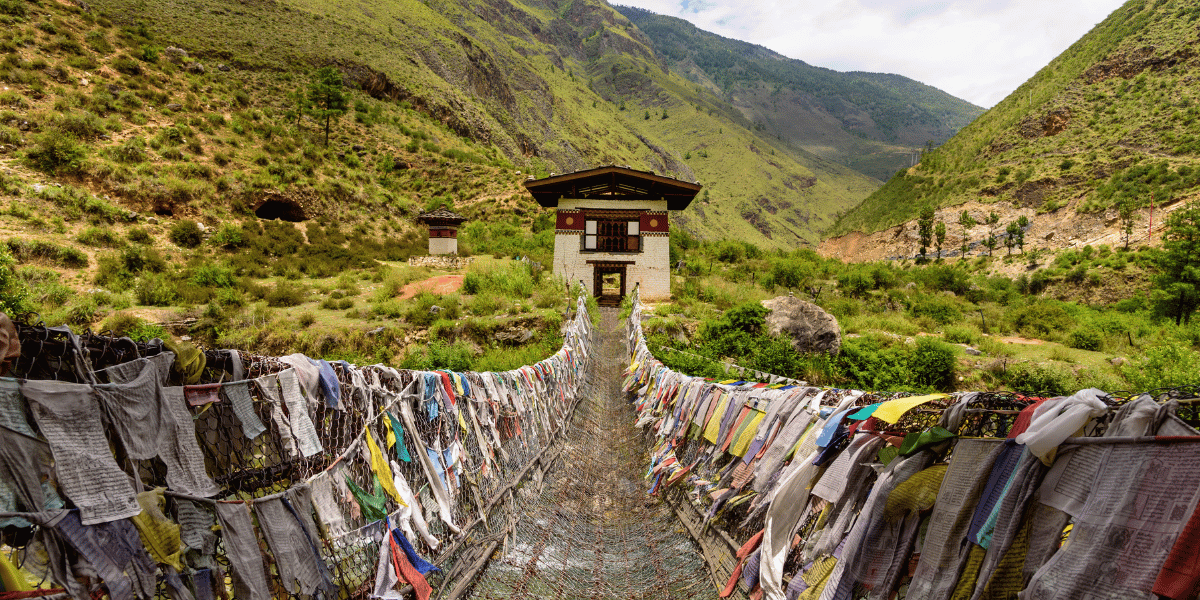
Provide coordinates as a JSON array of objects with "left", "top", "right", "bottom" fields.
[
  {"left": 365, "top": 426, "right": 407, "bottom": 507},
  {"left": 872, "top": 393, "right": 947, "bottom": 424}
]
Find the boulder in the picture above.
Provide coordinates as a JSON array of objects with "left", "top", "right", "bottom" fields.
[
  {"left": 495, "top": 327, "right": 533, "bottom": 345},
  {"left": 163, "top": 46, "right": 189, "bottom": 64},
  {"left": 761, "top": 296, "right": 841, "bottom": 355}
]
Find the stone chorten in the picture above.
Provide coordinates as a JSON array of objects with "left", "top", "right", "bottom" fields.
[{"left": 416, "top": 205, "right": 468, "bottom": 255}]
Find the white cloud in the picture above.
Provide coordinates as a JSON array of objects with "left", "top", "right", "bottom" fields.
[{"left": 616, "top": 0, "right": 1126, "bottom": 107}]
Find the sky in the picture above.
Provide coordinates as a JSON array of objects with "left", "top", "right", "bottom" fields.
[{"left": 614, "top": 0, "right": 1128, "bottom": 108}]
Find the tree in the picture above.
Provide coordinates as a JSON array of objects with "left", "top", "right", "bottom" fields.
[
  {"left": 935, "top": 221, "right": 946, "bottom": 260},
  {"left": 984, "top": 211, "right": 1001, "bottom": 257},
  {"left": 917, "top": 205, "right": 935, "bottom": 262},
  {"left": 983, "top": 232, "right": 997, "bottom": 257},
  {"left": 1117, "top": 197, "right": 1140, "bottom": 249},
  {"left": 1016, "top": 215, "right": 1029, "bottom": 253},
  {"left": 1005, "top": 222, "right": 1019, "bottom": 255},
  {"left": 285, "top": 87, "right": 311, "bottom": 128},
  {"left": 308, "top": 66, "right": 348, "bottom": 146},
  {"left": 1153, "top": 203, "right": 1200, "bottom": 325},
  {"left": 958, "top": 210, "right": 975, "bottom": 259}
]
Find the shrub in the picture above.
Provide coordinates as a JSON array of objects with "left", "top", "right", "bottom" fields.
[
  {"left": 26, "top": 128, "right": 86, "bottom": 174},
  {"left": 1010, "top": 301, "right": 1074, "bottom": 338},
  {"left": 126, "top": 227, "right": 153, "bottom": 244},
  {"left": 210, "top": 223, "right": 245, "bottom": 249},
  {"left": 1067, "top": 328, "right": 1103, "bottom": 352},
  {"left": 169, "top": 220, "right": 204, "bottom": 248},
  {"left": 943, "top": 325, "right": 979, "bottom": 345},
  {"left": 112, "top": 136, "right": 147, "bottom": 163},
  {"left": 134, "top": 273, "right": 176, "bottom": 306},
  {"left": 403, "top": 292, "right": 459, "bottom": 326},
  {"left": 266, "top": 280, "right": 306, "bottom": 307},
  {"left": 1006, "top": 362, "right": 1076, "bottom": 396},
  {"left": 1122, "top": 343, "right": 1200, "bottom": 392},
  {"left": 837, "top": 335, "right": 913, "bottom": 391},
  {"left": 297, "top": 311, "right": 316, "bottom": 327},
  {"left": 6, "top": 239, "right": 88, "bottom": 268},
  {"left": 400, "top": 339, "right": 475, "bottom": 372},
  {"left": 76, "top": 226, "right": 124, "bottom": 247},
  {"left": 908, "top": 295, "right": 962, "bottom": 325},
  {"left": 0, "top": 245, "right": 31, "bottom": 316},
  {"left": 192, "top": 264, "right": 236, "bottom": 288},
  {"left": 909, "top": 336, "right": 956, "bottom": 391}
]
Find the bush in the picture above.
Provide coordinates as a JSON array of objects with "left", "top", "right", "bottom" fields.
[
  {"left": 192, "top": 264, "right": 236, "bottom": 288},
  {"left": 0, "top": 245, "right": 31, "bottom": 316},
  {"left": 1067, "top": 328, "right": 1103, "bottom": 352},
  {"left": 211, "top": 223, "right": 245, "bottom": 248},
  {"left": 169, "top": 220, "right": 204, "bottom": 248},
  {"left": 127, "top": 227, "right": 153, "bottom": 244},
  {"left": 910, "top": 336, "right": 956, "bottom": 391},
  {"left": 1122, "top": 343, "right": 1200, "bottom": 392},
  {"left": 264, "top": 280, "right": 305, "bottom": 307},
  {"left": 837, "top": 335, "right": 913, "bottom": 391},
  {"left": 943, "top": 325, "right": 979, "bottom": 345},
  {"left": 134, "top": 273, "right": 176, "bottom": 306},
  {"left": 461, "top": 261, "right": 535, "bottom": 298},
  {"left": 400, "top": 339, "right": 475, "bottom": 372},
  {"left": 403, "top": 292, "right": 459, "bottom": 326},
  {"left": 76, "top": 226, "right": 124, "bottom": 247},
  {"left": 909, "top": 295, "right": 963, "bottom": 325},
  {"left": 1010, "top": 301, "right": 1074, "bottom": 338},
  {"left": 26, "top": 128, "right": 86, "bottom": 174},
  {"left": 6, "top": 239, "right": 88, "bottom": 268},
  {"left": 1006, "top": 362, "right": 1076, "bottom": 396},
  {"left": 112, "top": 136, "right": 147, "bottom": 163}
]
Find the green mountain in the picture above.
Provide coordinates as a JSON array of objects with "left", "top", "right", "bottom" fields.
[
  {"left": 0, "top": 0, "right": 980, "bottom": 248},
  {"left": 831, "top": 0, "right": 1200, "bottom": 239},
  {"left": 614, "top": 5, "right": 985, "bottom": 181}
]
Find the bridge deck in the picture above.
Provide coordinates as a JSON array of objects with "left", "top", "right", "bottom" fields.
[{"left": 463, "top": 308, "right": 717, "bottom": 599}]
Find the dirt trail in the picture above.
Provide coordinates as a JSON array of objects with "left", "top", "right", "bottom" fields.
[{"left": 398, "top": 274, "right": 464, "bottom": 299}]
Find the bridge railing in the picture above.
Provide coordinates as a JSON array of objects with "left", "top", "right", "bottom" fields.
[
  {"left": 0, "top": 284, "right": 596, "bottom": 599},
  {"left": 623, "top": 289, "right": 1200, "bottom": 600}
]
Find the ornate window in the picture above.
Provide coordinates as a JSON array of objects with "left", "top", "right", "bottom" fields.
[{"left": 583, "top": 220, "right": 640, "bottom": 252}]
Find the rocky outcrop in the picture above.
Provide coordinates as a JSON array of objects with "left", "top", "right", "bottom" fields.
[
  {"left": 761, "top": 296, "right": 841, "bottom": 355},
  {"left": 1082, "top": 46, "right": 1195, "bottom": 84},
  {"left": 1018, "top": 107, "right": 1071, "bottom": 139}
]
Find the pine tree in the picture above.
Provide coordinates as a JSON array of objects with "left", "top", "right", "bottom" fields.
[
  {"left": 308, "top": 66, "right": 347, "bottom": 146},
  {"left": 917, "top": 205, "right": 935, "bottom": 262}
]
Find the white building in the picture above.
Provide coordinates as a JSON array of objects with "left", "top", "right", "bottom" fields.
[
  {"left": 416, "top": 205, "right": 467, "bottom": 255},
  {"left": 523, "top": 166, "right": 701, "bottom": 304}
]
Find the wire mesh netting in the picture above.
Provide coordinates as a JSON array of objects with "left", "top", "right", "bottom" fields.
[{"left": 1, "top": 294, "right": 627, "bottom": 600}]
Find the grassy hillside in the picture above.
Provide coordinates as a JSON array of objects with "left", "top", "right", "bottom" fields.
[
  {"left": 831, "top": 0, "right": 1200, "bottom": 237},
  {"left": 614, "top": 5, "right": 984, "bottom": 181},
  {"left": 21, "top": 0, "right": 890, "bottom": 247}
]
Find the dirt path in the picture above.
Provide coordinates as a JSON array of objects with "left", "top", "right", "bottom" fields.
[{"left": 398, "top": 274, "right": 464, "bottom": 299}]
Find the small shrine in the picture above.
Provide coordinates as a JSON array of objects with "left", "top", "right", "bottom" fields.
[
  {"left": 416, "top": 205, "right": 467, "bottom": 255},
  {"left": 523, "top": 166, "right": 701, "bottom": 304}
]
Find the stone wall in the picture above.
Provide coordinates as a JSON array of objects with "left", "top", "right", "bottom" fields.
[{"left": 407, "top": 255, "right": 473, "bottom": 270}]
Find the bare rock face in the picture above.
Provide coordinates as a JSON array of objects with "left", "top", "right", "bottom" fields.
[{"left": 761, "top": 296, "right": 841, "bottom": 355}]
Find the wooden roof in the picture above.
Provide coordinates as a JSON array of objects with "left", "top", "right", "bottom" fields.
[
  {"left": 522, "top": 165, "right": 702, "bottom": 211},
  {"left": 416, "top": 205, "right": 467, "bottom": 225}
]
